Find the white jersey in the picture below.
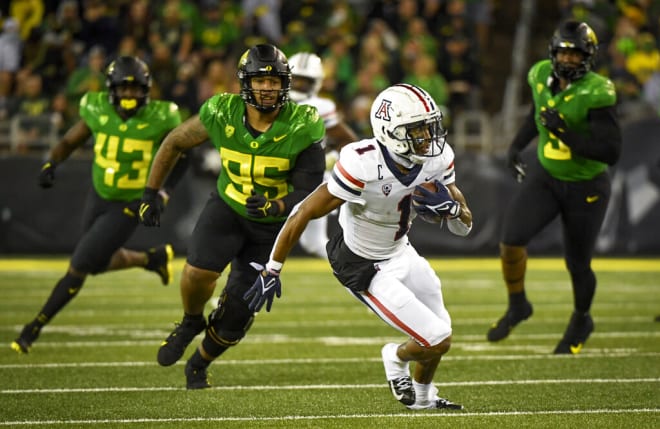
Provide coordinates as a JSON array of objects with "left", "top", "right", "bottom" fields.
[{"left": 327, "top": 138, "right": 456, "bottom": 260}]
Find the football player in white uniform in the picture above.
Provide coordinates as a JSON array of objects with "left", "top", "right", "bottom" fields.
[
  {"left": 288, "top": 52, "right": 358, "bottom": 258},
  {"left": 245, "top": 84, "right": 473, "bottom": 410}
]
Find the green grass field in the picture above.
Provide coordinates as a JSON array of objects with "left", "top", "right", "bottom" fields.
[{"left": 1, "top": 257, "right": 658, "bottom": 428}]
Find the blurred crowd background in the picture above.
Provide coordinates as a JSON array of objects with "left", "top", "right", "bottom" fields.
[{"left": 0, "top": 0, "right": 658, "bottom": 158}]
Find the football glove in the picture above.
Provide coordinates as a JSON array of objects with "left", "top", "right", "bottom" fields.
[
  {"left": 38, "top": 160, "right": 57, "bottom": 188},
  {"left": 539, "top": 107, "right": 567, "bottom": 135},
  {"left": 507, "top": 149, "right": 527, "bottom": 183},
  {"left": 412, "top": 180, "right": 461, "bottom": 219},
  {"left": 139, "top": 187, "right": 162, "bottom": 227},
  {"left": 246, "top": 191, "right": 279, "bottom": 218},
  {"left": 244, "top": 262, "right": 282, "bottom": 312}
]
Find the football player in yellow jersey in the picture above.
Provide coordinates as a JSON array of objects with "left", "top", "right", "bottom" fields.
[{"left": 11, "top": 56, "right": 187, "bottom": 354}]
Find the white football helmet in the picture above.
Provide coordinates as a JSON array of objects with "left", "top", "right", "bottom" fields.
[
  {"left": 370, "top": 83, "right": 447, "bottom": 165},
  {"left": 288, "top": 52, "right": 324, "bottom": 102}
]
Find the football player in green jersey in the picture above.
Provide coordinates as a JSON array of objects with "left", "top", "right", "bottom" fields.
[
  {"left": 138, "top": 44, "right": 325, "bottom": 388},
  {"left": 11, "top": 56, "right": 187, "bottom": 354},
  {"left": 487, "top": 21, "right": 621, "bottom": 354}
]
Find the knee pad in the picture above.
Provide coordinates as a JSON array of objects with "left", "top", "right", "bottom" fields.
[{"left": 204, "top": 291, "right": 254, "bottom": 351}]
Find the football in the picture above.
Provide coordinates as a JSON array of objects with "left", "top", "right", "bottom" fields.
[{"left": 412, "top": 181, "right": 445, "bottom": 224}]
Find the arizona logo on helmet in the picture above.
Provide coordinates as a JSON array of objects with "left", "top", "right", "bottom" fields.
[{"left": 374, "top": 99, "right": 392, "bottom": 122}]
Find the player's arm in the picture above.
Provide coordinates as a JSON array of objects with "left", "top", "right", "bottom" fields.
[
  {"left": 272, "top": 183, "right": 344, "bottom": 264},
  {"left": 446, "top": 183, "right": 472, "bottom": 229},
  {"left": 37, "top": 119, "right": 92, "bottom": 188},
  {"left": 541, "top": 106, "right": 621, "bottom": 165},
  {"left": 146, "top": 115, "right": 208, "bottom": 190},
  {"left": 49, "top": 119, "right": 92, "bottom": 163},
  {"left": 273, "top": 142, "right": 325, "bottom": 216}
]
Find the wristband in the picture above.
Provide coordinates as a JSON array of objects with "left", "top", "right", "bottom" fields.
[{"left": 266, "top": 260, "right": 283, "bottom": 274}]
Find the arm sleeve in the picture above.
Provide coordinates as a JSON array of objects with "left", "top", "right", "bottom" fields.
[
  {"left": 280, "top": 142, "right": 325, "bottom": 216},
  {"left": 509, "top": 106, "right": 538, "bottom": 153},
  {"left": 162, "top": 151, "right": 190, "bottom": 192},
  {"left": 560, "top": 106, "right": 621, "bottom": 166}
]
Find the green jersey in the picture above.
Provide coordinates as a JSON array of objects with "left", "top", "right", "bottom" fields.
[
  {"left": 80, "top": 92, "right": 181, "bottom": 201},
  {"left": 528, "top": 60, "right": 617, "bottom": 181},
  {"left": 199, "top": 93, "right": 325, "bottom": 222}
]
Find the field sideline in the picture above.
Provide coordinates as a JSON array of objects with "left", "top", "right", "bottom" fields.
[{"left": 1, "top": 257, "right": 658, "bottom": 428}]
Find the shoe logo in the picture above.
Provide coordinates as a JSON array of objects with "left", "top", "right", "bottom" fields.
[
  {"left": 586, "top": 195, "right": 599, "bottom": 203},
  {"left": 68, "top": 287, "right": 79, "bottom": 294},
  {"left": 137, "top": 123, "right": 149, "bottom": 129},
  {"left": 273, "top": 134, "right": 287, "bottom": 142},
  {"left": 570, "top": 343, "right": 583, "bottom": 354},
  {"left": 392, "top": 389, "right": 405, "bottom": 401}
]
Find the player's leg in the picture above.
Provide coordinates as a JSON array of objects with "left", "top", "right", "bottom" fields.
[
  {"left": 356, "top": 250, "right": 459, "bottom": 409},
  {"left": 11, "top": 194, "right": 138, "bottom": 354},
  {"left": 488, "top": 172, "right": 559, "bottom": 341},
  {"left": 554, "top": 173, "right": 610, "bottom": 354},
  {"left": 157, "top": 194, "right": 238, "bottom": 366},
  {"left": 183, "top": 218, "right": 282, "bottom": 388}
]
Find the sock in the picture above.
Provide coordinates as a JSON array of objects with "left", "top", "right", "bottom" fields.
[
  {"left": 412, "top": 381, "right": 431, "bottom": 403},
  {"left": 508, "top": 291, "right": 528, "bottom": 309},
  {"left": 188, "top": 349, "right": 211, "bottom": 369},
  {"left": 36, "top": 273, "right": 85, "bottom": 326}
]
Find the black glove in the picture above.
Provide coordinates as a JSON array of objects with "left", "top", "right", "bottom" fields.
[
  {"left": 412, "top": 180, "right": 461, "bottom": 218},
  {"left": 244, "top": 262, "right": 282, "bottom": 312},
  {"left": 38, "top": 160, "right": 57, "bottom": 188},
  {"left": 139, "top": 187, "right": 162, "bottom": 227},
  {"left": 507, "top": 149, "right": 527, "bottom": 183},
  {"left": 246, "top": 191, "right": 279, "bottom": 218},
  {"left": 539, "top": 108, "right": 567, "bottom": 135}
]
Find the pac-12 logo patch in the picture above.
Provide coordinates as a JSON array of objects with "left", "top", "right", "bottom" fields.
[
  {"left": 382, "top": 183, "right": 392, "bottom": 196},
  {"left": 374, "top": 99, "right": 392, "bottom": 122}
]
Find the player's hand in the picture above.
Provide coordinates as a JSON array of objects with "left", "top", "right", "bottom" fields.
[
  {"left": 38, "top": 160, "right": 57, "bottom": 188},
  {"left": 246, "top": 191, "right": 279, "bottom": 218},
  {"left": 139, "top": 187, "right": 161, "bottom": 227},
  {"left": 244, "top": 262, "right": 282, "bottom": 312},
  {"left": 507, "top": 149, "right": 526, "bottom": 183},
  {"left": 539, "top": 107, "right": 566, "bottom": 135},
  {"left": 412, "top": 180, "right": 461, "bottom": 218}
]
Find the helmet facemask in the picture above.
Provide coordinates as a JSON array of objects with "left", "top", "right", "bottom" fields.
[{"left": 388, "top": 115, "right": 447, "bottom": 165}]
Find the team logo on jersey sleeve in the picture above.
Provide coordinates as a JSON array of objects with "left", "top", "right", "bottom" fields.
[
  {"left": 225, "top": 125, "right": 235, "bottom": 138},
  {"left": 382, "top": 183, "right": 392, "bottom": 196}
]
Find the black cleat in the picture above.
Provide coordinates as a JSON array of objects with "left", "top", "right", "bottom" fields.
[
  {"left": 554, "top": 312, "right": 594, "bottom": 355},
  {"left": 146, "top": 244, "right": 174, "bottom": 286},
  {"left": 157, "top": 317, "right": 206, "bottom": 366},
  {"left": 487, "top": 300, "right": 533, "bottom": 342},
  {"left": 185, "top": 360, "right": 211, "bottom": 389},
  {"left": 388, "top": 376, "right": 416, "bottom": 406},
  {"left": 10, "top": 321, "right": 42, "bottom": 354},
  {"left": 433, "top": 398, "right": 464, "bottom": 410}
]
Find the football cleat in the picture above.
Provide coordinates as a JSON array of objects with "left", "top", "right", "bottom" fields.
[
  {"left": 10, "top": 321, "right": 42, "bottom": 354},
  {"left": 157, "top": 317, "right": 206, "bottom": 366},
  {"left": 407, "top": 397, "right": 464, "bottom": 410},
  {"left": 185, "top": 359, "right": 211, "bottom": 389},
  {"left": 487, "top": 300, "right": 533, "bottom": 342},
  {"left": 388, "top": 376, "right": 416, "bottom": 406},
  {"left": 145, "top": 244, "right": 174, "bottom": 286},
  {"left": 554, "top": 311, "right": 594, "bottom": 355}
]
